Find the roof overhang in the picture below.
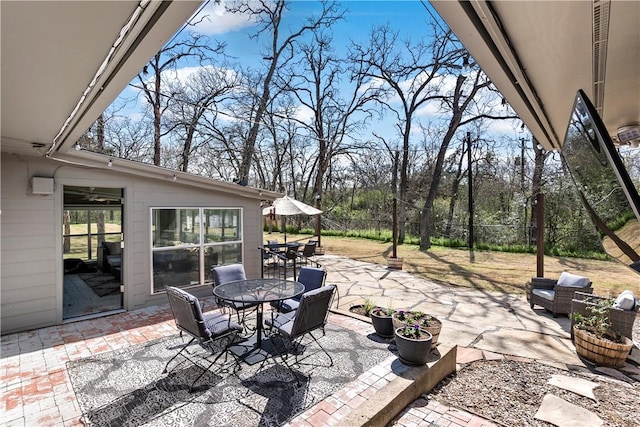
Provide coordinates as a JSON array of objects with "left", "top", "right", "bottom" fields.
[
  {"left": 1, "top": 0, "right": 203, "bottom": 156},
  {"left": 430, "top": 0, "right": 640, "bottom": 150},
  {"left": 57, "top": 150, "right": 282, "bottom": 201}
]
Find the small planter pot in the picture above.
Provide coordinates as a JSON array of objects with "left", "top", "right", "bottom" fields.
[
  {"left": 573, "top": 327, "right": 633, "bottom": 368},
  {"left": 370, "top": 308, "right": 395, "bottom": 338},
  {"left": 392, "top": 312, "right": 442, "bottom": 345},
  {"left": 394, "top": 327, "right": 433, "bottom": 365}
]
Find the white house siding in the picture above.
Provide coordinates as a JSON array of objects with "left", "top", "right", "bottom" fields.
[
  {"left": 1, "top": 156, "right": 60, "bottom": 334},
  {"left": 1, "top": 154, "right": 266, "bottom": 334}
]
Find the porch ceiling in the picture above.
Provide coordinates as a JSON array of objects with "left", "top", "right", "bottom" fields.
[
  {"left": 431, "top": 1, "right": 640, "bottom": 150},
  {"left": 0, "top": 0, "right": 202, "bottom": 157}
]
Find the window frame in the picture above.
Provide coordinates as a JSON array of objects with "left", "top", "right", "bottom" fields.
[{"left": 150, "top": 207, "right": 243, "bottom": 294}]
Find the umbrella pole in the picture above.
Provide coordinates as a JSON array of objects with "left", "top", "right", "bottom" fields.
[{"left": 281, "top": 216, "right": 287, "bottom": 243}]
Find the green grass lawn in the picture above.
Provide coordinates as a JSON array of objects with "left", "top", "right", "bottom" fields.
[{"left": 274, "top": 233, "right": 640, "bottom": 297}]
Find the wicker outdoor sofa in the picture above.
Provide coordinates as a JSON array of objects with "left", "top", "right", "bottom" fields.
[
  {"left": 570, "top": 291, "right": 639, "bottom": 339},
  {"left": 526, "top": 272, "right": 593, "bottom": 318}
]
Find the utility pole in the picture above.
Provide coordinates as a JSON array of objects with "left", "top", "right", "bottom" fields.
[{"left": 467, "top": 132, "right": 474, "bottom": 259}]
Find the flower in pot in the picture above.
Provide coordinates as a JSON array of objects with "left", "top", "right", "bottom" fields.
[
  {"left": 392, "top": 310, "right": 442, "bottom": 345},
  {"left": 370, "top": 306, "right": 396, "bottom": 338},
  {"left": 394, "top": 324, "right": 433, "bottom": 365},
  {"left": 572, "top": 297, "right": 633, "bottom": 368}
]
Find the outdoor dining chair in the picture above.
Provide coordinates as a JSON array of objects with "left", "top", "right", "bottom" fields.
[
  {"left": 300, "top": 242, "right": 317, "bottom": 264},
  {"left": 210, "top": 263, "right": 260, "bottom": 328},
  {"left": 270, "top": 266, "right": 327, "bottom": 314},
  {"left": 163, "top": 286, "right": 243, "bottom": 391},
  {"left": 265, "top": 285, "right": 337, "bottom": 383}
]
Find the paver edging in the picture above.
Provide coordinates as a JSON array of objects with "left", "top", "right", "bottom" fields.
[
  {"left": 343, "top": 344, "right": 457, "bottom": 426},
  {"left": 330, "top": 307, "right": 371, "bottom": 323}
]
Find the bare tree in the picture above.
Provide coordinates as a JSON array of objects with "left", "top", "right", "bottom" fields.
[
  {"left": 278, "top": 27, "right": 381, "bottom": 208},
  {"left": 136, "top": 33, "right": 222, "bottom": 166},
  {"left": 230, "top": 0, "right": 343, "bottom": 185},
  {"left": 164, "top": 66, "right": 240, "bottom": 172},
  {"left": 350, "top": 24, "right": 464, "bottom": 243}
]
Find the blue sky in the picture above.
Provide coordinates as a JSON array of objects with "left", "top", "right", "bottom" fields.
[
  {"left": 116, "top": 1, "right": 519, "bottom": 149},
  {"left": 191, "top": 1, "right": 436, "bottom": 70}
]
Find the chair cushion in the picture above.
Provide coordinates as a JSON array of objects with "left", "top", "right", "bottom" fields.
[
  {"left": 297, "top": 267, "right": 326, "bottom": 294},
  {"left": 204, "top": 312, "right": 243, "bottom": 336},
  {"left": 556, "top": 272, "right": 590, "bottom": 288},
  {"left": 532, "top": 289, "right": 555, "bottom": 301},
  {"left": 279, "top": 298, "right": 300, "bottom": 313},
  {"left": 613, "top": 290, "right": 637, "bottom": 310},
  {"left": 212, "top": 264, "right": 246, "bottom": 285},
  {"left": 265, "top": 311, "right": 295, "bottom": 333},
  {"left": 168, "top": 286, "right": 204, "bottom": 317},
  {"left": 106, "top": 255, "right": 122, "bottom": 267}
]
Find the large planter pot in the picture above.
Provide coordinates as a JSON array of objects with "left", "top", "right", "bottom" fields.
[
  {"left": 573, "top": 327, "right": 633, "bottom": 368},
  {"left": 392, "top": 312, "right": 442, "bottom": 345},
  {"left": 387, "top": 257, "right": 403, "bottom": 270},
  {"left": 394, "top": 327, "right": 433, "bottom": 365},
  {"left": 370, "top": 309, "right": 395, "bottom": 338}
]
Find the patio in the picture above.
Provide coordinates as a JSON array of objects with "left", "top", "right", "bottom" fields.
[{"left": 2, "top": 254, "right": 638, "bottom": 426}]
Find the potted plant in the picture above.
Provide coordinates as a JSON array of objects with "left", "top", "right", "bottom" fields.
[
  {"left": 392, "top": 310, "right": 442, "bottom": 345},
  {"left": 572, "top": 297, "right": 633, "bottom": 368},
  {"left": 349, "top": 297, "right": 376, "bottom": 317},
  {"left": 394, "top": 324, "right": 433, "bottom": 365},
  {"left": 370, "top": 305, "right": 396, "bottom": 338}
]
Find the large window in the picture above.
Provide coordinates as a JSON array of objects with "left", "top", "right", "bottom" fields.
[{"left": 151, "top": 208, "right": 242, "bottom": 293}]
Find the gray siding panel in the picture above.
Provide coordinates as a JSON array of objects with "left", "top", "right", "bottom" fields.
[{"left": 2, "top": 154, "right": 267, "bottom": 334}]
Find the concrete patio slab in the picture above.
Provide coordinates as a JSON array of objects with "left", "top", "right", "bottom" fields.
[
  {"left": 534, "top": 394, "right": 603, "bottom": 427},
  {"left": 548, "top": 374, "right": 599, "bottom": 400},
  {"left": 473, "top": 329, "right": 582, "bottom": 364}
]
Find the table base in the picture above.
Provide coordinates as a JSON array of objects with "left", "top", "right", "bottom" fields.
[{"left": 230, "top": 334, "right": 286, "bottom": 365}]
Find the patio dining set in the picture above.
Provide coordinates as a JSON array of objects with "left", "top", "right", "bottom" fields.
[{"left": 163, "top": 262, "right": 335, "bottom": 390}]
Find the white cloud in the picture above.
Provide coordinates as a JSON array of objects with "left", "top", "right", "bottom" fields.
[
  {"left": 192, "top": 3, "right": 257, "bottom": 35},
  {"left": 294, "top": 104, "right": 314, "bottom": 125}
]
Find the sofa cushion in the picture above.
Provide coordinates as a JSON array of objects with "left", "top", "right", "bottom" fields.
[
  {"left": 532, "top": 289, "right": 555, "bottom": 301},
  {"left": 613, "top": 290, "right": 636, "bottom": 310},
  {"left": 103, "top": 241, "right": 122, "bottom": 256},
  {"left": 556, "top": 272, "right": 590, "bottom": 288},
  {"left": 107, "top": 255, "right": 122, "bottom": 268}
]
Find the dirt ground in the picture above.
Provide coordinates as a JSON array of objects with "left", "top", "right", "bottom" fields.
[{"left": 276, "top": 234, "right": 639, "bottom": 296}]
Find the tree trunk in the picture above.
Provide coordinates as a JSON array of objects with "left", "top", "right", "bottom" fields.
[
  {"left": 420, "top": 117, "right": 460, "bottom": 249},
  {"left": 529, "top": 138, "right": 547, "bottom": 245},
  {"left": 63, "top": 210, "right": 71, "bottom": 254},
  {"left": 445, "top": 145, "right": 466, "bottom": 238}
]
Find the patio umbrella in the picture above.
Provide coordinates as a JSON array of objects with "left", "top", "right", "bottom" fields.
[{"left": 262, "top": 195, "right": 322, "bottom": 242}]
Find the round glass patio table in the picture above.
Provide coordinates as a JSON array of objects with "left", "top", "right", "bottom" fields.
[{"left": 213, "top": 278, "right": 305, "bottom": 349}]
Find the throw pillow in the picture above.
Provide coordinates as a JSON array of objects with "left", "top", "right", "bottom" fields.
[
  {"left": 613, "top": 290, "right": 636, "bottom": 310},
  {"left": 104, "top": 241, "right": 122, "bottom": 256},
  {"left": 556, "top": 271, "right": 590, "bottom": 288}
]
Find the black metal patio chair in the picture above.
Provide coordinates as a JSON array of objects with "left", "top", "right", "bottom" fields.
[
  {"left": 270, "top": 266, "right": 327, "bottom": 314},
  {"left": 163, "top": 286, "right": 243, "bottom": 391},
  {"left": 210, "top": 263, "right": 260, "bottom": 328},
  {"left": 265, "top": 285, "right": 336, "bottom": 384}
]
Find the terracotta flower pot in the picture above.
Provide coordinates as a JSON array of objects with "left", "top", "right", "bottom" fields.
[{"left": 394, "top": 327, "right": 433, "bottom": 365}]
